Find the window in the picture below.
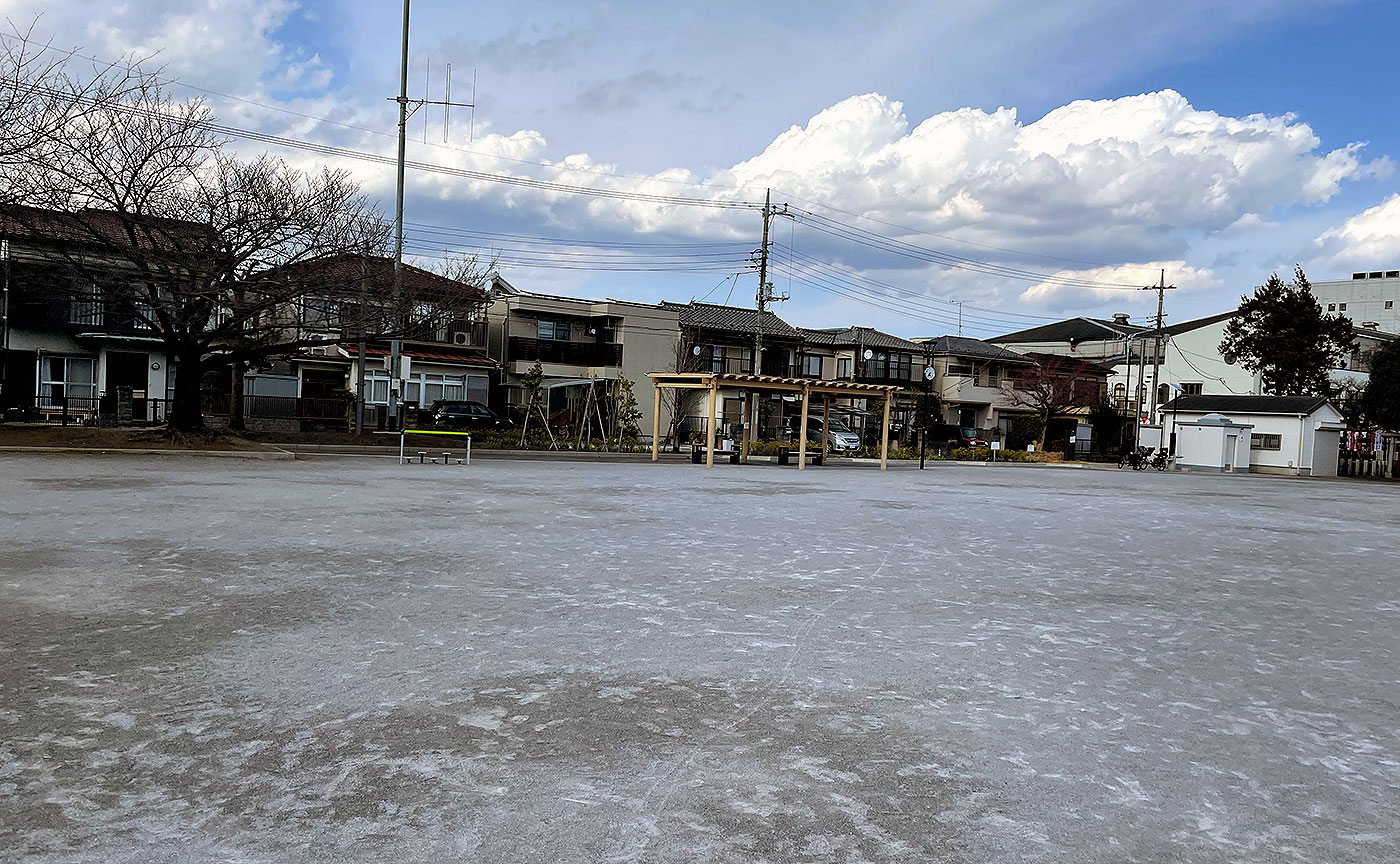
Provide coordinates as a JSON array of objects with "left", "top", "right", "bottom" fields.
[
  {"left": 836, "top": 357, "right": 852, "bottom": 379},
  {"left": 1339, "top": 303, "right": 1347, "bottom": 311},
  {"left": 947, "top": 362, "right": 974, "bottom": 377},
  {"left": 365, "top": 370, "right": 390, "bottom": 405},
  {"left": 1158, "top": 383, "right": 1171, "bottom": 405},
  {"left": 302, "top": 298, "right": 339, "bottom": 329},
  {"left": 867, "top": 352, "right": 912, "bottom": 381},
  {"left": 1113, "top": 383, "right": 1126, "bottom": 398},
  {"left": 987, "top": 366, "right": 999, "bottom": 388},
  {"left": 1328, "top": 304, "right": 1336, "bottom": 311},
  {"left": 39, "top": 356, "right": 96, "bottom": 408},
  {"left": 800, "top": 354, "right": 822, "bottom": 377},
  {"left": 537, "top": 319, "right": 571, "bottom": 341},
  {"left": 1250, "top": 433, "right": 1282, "bottom": 451},
  {"left": 70, "top": 284, "right": 102, "bottom": 326},
  {"left": 1387, "top": 301, "right": 1394, "bottom": 309},
  {"left": 1182, "top": 382, "right": 1203, "bottom": 395}
]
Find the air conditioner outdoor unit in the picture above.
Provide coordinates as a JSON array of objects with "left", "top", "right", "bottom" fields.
[{"left": 452, "top": 332, "right": 471, "bottom": 345}]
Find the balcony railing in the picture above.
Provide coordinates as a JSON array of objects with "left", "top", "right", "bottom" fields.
[{"left": 509, "top": 336, "right": 623, "bottom": 367}]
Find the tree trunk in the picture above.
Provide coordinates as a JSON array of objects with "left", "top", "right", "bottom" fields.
[
  {"left": 228, "top": 361, "right": 245, "bottom": 432},
  {"left": 168, "top": 349, "right": 204, "bottom": 434}
]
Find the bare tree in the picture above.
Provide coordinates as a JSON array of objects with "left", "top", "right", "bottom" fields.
[
  {"left": 661, "top": 325, "right": 705, "bottom": 451},
  {"left": 1, "top": 19, "right": 140, "bottom": 205},
  {"left": 999, "top": 355, "right": 1079, "bottom": 449},
  {"left": 8, "top": 65, "right": 484, "bottom": 433}
]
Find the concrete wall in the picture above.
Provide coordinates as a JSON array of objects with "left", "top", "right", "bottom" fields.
[
  {"left": 1175, "top": 421, "right": 1253, "bottom": 473},
  {"left": 1312, "top": 274, "right": 1400, "bottom": 335}
]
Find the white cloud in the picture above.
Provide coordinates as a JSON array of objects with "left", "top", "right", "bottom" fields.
[
  {"left": 1019, "top": 261, "right": 1222, "bottom": 311},
  {"left": 1312, "top": 193, "right": 1400, "bottom": 269}
]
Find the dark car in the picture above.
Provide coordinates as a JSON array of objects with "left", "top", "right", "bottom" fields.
[
  {"left": 929, "top": 423, "right": 986, "bottom": 448},
  {"left": 427, "top": 400, "right": 513, "bottom": 431}
]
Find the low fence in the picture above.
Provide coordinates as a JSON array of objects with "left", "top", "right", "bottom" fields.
[{"left": 19, "top": 393, "right": 352, "bottom": 431}]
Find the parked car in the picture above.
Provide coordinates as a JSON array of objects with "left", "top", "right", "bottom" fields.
[
  {"left": 929, "top": 423, "right": 986, "bottom": 448},
  {"left": 781, "top": 415, "right": 863, "bottom": 452},
  {"left": 427, "top": 400, "right": 514, "bottom": 431}
]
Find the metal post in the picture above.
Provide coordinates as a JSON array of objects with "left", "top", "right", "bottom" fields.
[
  {"left": 466, "top": 433, "right": 471, "bottom": 466},
  {"left": 880, "top": 393, "right": 892, "bottom": 471},
  {"left": 388, "top": 0, "right": 411, "bottom": 431},
  {"left": 399, "top": 429, "right": 405, "bottom": 464},
  {"left": 650, "top": 384, "right": 661, "bottom": 462},
  {"left": 705, "top": 379, "right": 718, "bottom": 468}
]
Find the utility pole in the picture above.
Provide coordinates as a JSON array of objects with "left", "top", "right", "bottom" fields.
[
  {"left": 751, "top": 189, "right": 793, "bottom": 375},
  {"left": 1142, "top": 270, "right": 1176, "bottom": 422}
]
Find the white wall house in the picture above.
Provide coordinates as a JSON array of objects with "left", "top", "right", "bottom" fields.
[{"left": 1160, "top": 395, "right": 1344, "bottom": 476}]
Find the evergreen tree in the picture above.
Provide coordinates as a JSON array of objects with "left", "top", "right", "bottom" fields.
[
  {"left": 1218, "top": 266, "right": 1353, "bottom": 396},
  {"left": 1361, "top": 338, "right": 1400, "bottom": 431}
]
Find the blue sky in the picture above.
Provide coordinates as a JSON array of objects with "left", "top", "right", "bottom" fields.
[{"left": 10, "top": 0, "right": 1400, "bottom": 337}]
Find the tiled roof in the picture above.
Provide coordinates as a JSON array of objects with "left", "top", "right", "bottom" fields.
[
  {"left": 259, "top": 253, "right": 488, "bottom": 299},
  {"left": 1158, "top": 394, "right": 1334, "bottom": 415},
  {"left": 917, "top": 335, "right": 1036, "bottom": 362},
  {"left": 1138, "top": 310, "right": 1237, "bottom": 338},
  {"left": 989, "top": 317, "right": 1146, "bottom": 344},
  {"left": 0, "top": 204, "right": 215, "bottom": 251},
  {"left": 799, "top": 326, "right": 922, "bottom": 351},
  {"left": 659, "top": 301, "right": 801, "bottom": 338}
]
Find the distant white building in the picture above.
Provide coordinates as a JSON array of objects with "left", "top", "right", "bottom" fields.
[
  {"left": 1159, "top": 395, "right": 1345, "bottom": 476},
  {"left": 1311, "top": 270, "right": 1400, "bottom": 335}
]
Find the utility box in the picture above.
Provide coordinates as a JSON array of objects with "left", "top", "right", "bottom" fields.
[{"left": 1174, "top": 413, "right": 1252, "bottom": 473}]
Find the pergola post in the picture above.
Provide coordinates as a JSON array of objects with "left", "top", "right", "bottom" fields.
[
  {"left": 798, "top": 385, "right": 811, "bottom": 471},
  {"left": 706, "top": 378, "right": 718, "bottom": 468},
  {"left": 650, "top": 383, "right": 662, "bottom": 462},
  {"left": 880, "top": 392, "right": 892, "bottom": 471}
]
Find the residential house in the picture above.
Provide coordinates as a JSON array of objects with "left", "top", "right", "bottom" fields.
[
  {"left": 661, "top": 301, "right": 804, "bottom": 439},
  {"left": 1, "top": 205, "right": 180, "bottom": 421},
  {"left": 488, "top": 285, "right": 680, "bottom": 435},
  {"left": 799, "top": 326, "right": 924, "bottom": 442},
  {"left": 914, "top": 335, "right": 1038, "bottom": 438},
  {"left": 256, "top": 253, "right": 497, "bottom": 430}
]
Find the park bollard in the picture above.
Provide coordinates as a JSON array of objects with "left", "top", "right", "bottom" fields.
[
  {"left": 466, "top": 435, "right": 471, "bottom": 466},
  {"left": 443, "top": 452, "right": 451, "bottom": 465},
  {"left": 417, "top": 451, "right": 427, "bottom": 464}
]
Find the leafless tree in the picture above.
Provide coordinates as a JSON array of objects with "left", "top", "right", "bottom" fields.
[
  {"left": 661, "top": 325, "right": 705, "bottom": 451},
  {"left": 7, "top": 64, "right": 485, "bottom": 433},
  {"left": 999, "top": 355, "right": 1079, "bottom": 448},
  {"left": 1, "top": 19, "right": 142, "bottom": 205}
]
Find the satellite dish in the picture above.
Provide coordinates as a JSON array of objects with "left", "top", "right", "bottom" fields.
[
  {"left": 691, "top": 345, "right": 702, "bottom": 356},
  {"left": 1223, "top": 352, "right": 1236, "bottom": 365},
  {"left": 862, "top": 349, "right": 873, "bottom": 360},
  {"left": 923, "top": 366, "right": 935, "bottom": 381}
]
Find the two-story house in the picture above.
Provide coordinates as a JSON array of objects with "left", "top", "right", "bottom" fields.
[
  {"left": 912, "top": 335, "right": 1037, "bottom": 439},
  {"left": 1, "top": 205, "right": 179, "bottom": 422},
  {"left": 799, "top": 327, "right": 924, "bottom": 443},
  {"left": 488, "top": 284, "right": 680, "bottom": 433}
]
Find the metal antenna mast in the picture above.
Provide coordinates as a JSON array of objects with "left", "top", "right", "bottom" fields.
[{"left": 388, "top": 0, "right": 475, "bottom": 428}]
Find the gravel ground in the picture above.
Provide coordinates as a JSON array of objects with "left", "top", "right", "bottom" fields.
[{"left": 1, "top": 454, "right": 1397, "bottom": 863}]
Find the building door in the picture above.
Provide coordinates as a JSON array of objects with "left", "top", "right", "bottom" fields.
[
  {"left": 1224, "top": 434, "right": 1238, "bottom": 472},
  {"left": 959, "top": 407, "right": 977, "bottom": 427},
  {"left": 107, "top": 351, "right": 149, "bottom": 394}
]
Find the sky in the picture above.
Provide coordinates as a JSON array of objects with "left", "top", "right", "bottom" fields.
[{"left": 6, "top": 0, "right": 1400, "bottom": 338}]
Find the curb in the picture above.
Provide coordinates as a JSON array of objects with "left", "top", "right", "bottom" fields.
[{"left": 0, "top": 445, "right": 295, "bottom": 461}]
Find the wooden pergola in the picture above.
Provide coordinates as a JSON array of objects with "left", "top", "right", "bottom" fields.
[{"left": 646, "top": 372, "right": 904, "bottom": 470}]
